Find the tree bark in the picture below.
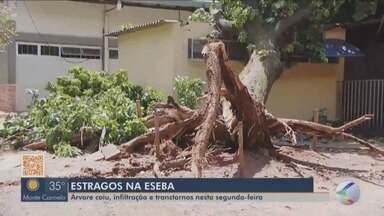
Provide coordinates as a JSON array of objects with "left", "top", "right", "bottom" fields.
[
  {"left": 220, "top": 41, "right": 284, "bottom": 150},
  {"left": 239, "top": 46, "right": 284, "bottom": 104},
  {"left": 191, "top": 42, "right": 223, "bottom": 177},
  {"left": 217, "top": 43, "right": 273, "bottom": 150}
]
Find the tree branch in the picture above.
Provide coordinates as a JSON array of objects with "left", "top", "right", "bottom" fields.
[{"left": 274, "top": 4, "right": 312, "bottom": 38}]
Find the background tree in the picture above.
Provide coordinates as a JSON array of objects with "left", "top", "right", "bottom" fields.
[
  {"left": 0, "top": 3, "right": 15, "bottom": 50},
  {"left": 192, "top": 0, "right": 381, "bottom": 103}
]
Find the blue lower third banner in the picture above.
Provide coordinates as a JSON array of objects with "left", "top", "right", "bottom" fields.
[
  {"left": 21, "top": 178, "right": 68, "bottom": 202},
  {"left": 21, "top": 177, "right": 314, "bottom": 202}
]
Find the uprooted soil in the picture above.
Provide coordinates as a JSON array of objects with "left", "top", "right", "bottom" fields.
[{"left": 0, "top": 140, "right": 383, "bottom": 216}]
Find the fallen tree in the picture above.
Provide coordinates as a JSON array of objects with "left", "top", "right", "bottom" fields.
[
  {"left": 73, "top": 1, "right": 384, "bottom": 178},
  {"left": 107, "top": 0, "right": 384, "bottom": 177},
  {"left": 112, "top": 41, "right": 384, "bottom": 178}
]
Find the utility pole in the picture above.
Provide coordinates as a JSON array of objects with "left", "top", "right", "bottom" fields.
[{"left": 102, "top": 0, "right": 122, "bottom": 72}]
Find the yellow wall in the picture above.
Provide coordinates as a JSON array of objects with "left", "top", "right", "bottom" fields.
[
  {"left": 118, "top": 22, "right": 179, "bottom": 93},
  {"left": 266, "top": 27, "right": 346, "bottom": 120},
  {"left": 266, "top": 61, "right": 344, "bottom": 120},
  {"left": 175, "top": 22, "right": 212, "bottom": 81},
  {"left": 324, "top": 27, "right": 345, "bottom": 40},
  {"left": 118, "top": 21, "right": 214, "bottom": 95}
]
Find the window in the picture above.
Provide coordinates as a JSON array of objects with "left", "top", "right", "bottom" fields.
[
  {"left": 61, "top": 47, "right": 81, "bottom": 58},
  {"left": 18, "top": 44, "right": 38, "bottom": 55},
  {"left": 109, "top": 49, "right": 118, "bottom": 59},
  {"left": 81, "top": 48, "right": 100, "bottom": 59},
  {"left": 41, "top": 45, "right": 59, "bottom": 56},
  {"left": 188, "top": 39, "right": 247, "bottom": 60},
  {"left": 188, "top": 39, "right": 205, "bottom": 59},
  {"left": 60, "top": 47, "right": 100, "bottom": 59}
]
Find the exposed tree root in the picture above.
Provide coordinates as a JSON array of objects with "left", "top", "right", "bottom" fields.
[
  {"left": 285, "top": 163, "right": 305, "bottom": 177},
  {"left": 266, "top": 115, "right": 384, "bottom": 155},
  {"left": 81, "top": 157, "right": 190, "bottom": 177},
  {"left": 275, "top": 115, "right": 373, "bottom": 136},
  {"left": 351, "top": 173, "right": 384, "bottom": 188},
  {"left": 340, "top": 132, "right": 384, "bottom": 155},
  {"left": 110, "top": 40, "right": 383, "bottom": 178},
  {"left": 23, "top": 140, "right": 47, "bottom": 150},
  {"left": 144, "top": 101, "right": 195, "bottom": 128},
  {"left": 120, "top": 115, "right": 199, "bottom": 153},
  {"left": 191, "top": 42, "right": 223, "bottom": 177},
  {"left": 272, "top": 148, "right": 369, "bottom": 173}
]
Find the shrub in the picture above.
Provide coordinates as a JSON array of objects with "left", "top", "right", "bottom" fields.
[
  {"left": 141, "top": 87, "right": 164, "bottom": 115},
  {"left": 173, "top": 76, "right": 205, "bottom": 109},
  {"left": 1, "top": 67, "right": 164, "bottom": 156},
  {"left": 0, "top": 113, "right": 38, "bottom": 149},
  {"left": 53, "top": 143, "right": 83, "bottom": 157}
]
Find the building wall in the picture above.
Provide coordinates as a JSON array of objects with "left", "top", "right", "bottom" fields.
[
  {"left": 118, "top": 21, "right": 243, "bottom": 96},
  {"left": 118, "top": 21, "right": 212, "bottom": 94},
  {"left": 324, "top": 27, "right": 346, "bottom": 40},
  {"left": 11, "top": 0, "right": 191, "bottom": 37},
  {"left": 174, "top": 22, "right": 211, "bottom": 80},
  {"left": 266, "top": 27, "right": 346, "bottom": 120},
  {"left": 266, "top": 62, "right": 344, "bottom": 120},
  {"left": 11, "top": 0, "right": 104, "bottom": 38},
  {"left": 118, "top": 23, "right": 178, "bottom": 93},
  {"left": 0, "top": 50, "right": 9, "bottom": 84},
  {"left": 15, "top": 52, "right": 101, "bottom": 110},
  {"left": 3, "top": 0, "right": 193, "bottom": 111},
  {"left": 175, "top": 22, "right": 244, "bottom": 79},
  {"left": 0, "top": 84, "right": 15, "bottom": 112}
]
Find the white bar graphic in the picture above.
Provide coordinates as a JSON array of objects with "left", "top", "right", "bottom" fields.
[{"left": 68, "top": 192, "right": 329, "bottom": 202}]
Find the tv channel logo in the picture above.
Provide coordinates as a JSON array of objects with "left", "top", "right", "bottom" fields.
[
  {"left": 21, "top": 178, "right": 68, "bottom": 202},
  {"left": 336, "top": 180, "right": 360, "bottom": 205}
]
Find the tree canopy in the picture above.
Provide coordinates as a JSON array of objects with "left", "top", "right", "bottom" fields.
[
  {"left": 192, "top": 0, "right": 381, "bottom": 61},
  {"left": 0, "top": 3, "right": 15, "bottom": 50}
]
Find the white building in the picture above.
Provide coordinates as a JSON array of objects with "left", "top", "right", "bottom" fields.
[{"left": 0, "top": 0, "right": 210, "bottom": 111}]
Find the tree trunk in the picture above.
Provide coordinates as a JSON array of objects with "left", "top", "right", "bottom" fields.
[
  {"left": 218, "top": 45, "right": 273, "bottom": 150},
  {"left": 239, "top": 47, "right": 284, "bottom": 104},
  {"left": 224, "top": 44, "right": 284, "bottom": 150}
]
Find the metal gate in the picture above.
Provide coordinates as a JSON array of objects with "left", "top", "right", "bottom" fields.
[{"left": 338, "top": 80, "right": 384, "bottom": 131}]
